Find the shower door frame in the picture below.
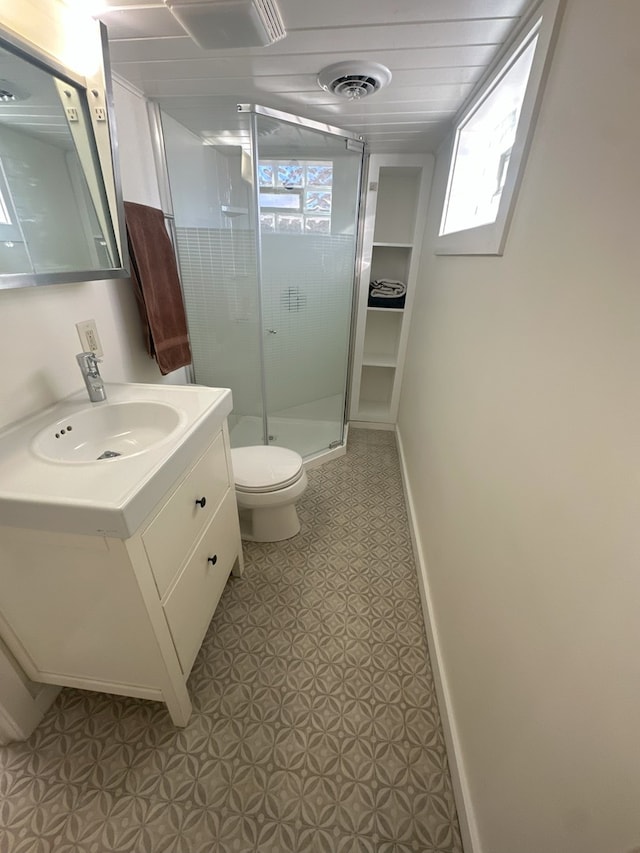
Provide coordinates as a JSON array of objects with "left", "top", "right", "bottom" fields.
[{"left": 240, "top": 103, "right": 366, "bottom": 451}]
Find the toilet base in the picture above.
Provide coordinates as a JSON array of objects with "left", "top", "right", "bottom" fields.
[
  {"left": 234, "top": 467, "right": 307, "bottom": 543},
  {"left": 238, "top": 504, "right": 301, "bottom": 542}
]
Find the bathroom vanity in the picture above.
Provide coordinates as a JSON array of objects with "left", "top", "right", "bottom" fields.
[{"left": 0, "top": 384, "right": 243, "bottom": 725}]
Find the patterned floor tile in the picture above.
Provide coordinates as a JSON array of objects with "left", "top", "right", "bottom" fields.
[{"left": 0, "top": 429, "right": 462, "bottom": 853}]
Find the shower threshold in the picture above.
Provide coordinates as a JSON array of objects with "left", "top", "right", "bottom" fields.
[{"left": 230, "top": 395, "right": 347, "bottom": 464}]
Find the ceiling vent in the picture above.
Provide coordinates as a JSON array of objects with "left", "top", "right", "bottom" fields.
[
  {"left": 317, "top": 62, "right": 392, "bottom": 101},
  {"left": 164, "top": 0, "right": 286, "bottom": 49}
]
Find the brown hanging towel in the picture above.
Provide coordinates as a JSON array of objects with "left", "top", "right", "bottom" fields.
[{"left": 124, "top": 201, "right": 192, "bottom": 376}]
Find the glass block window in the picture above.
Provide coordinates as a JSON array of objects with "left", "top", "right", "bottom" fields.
[
  {"left": 259, "top": 213, "right": 276, "bottom": 232},
  {"left": 305, "top": 216, "right": 331, "bottom": 234},
  {"left": 260, "top": 192, "right": 300, "bottom": 210},
  {"left": 277, "top": 214, "right": 304, "bottom": 233},
  {"left": 277, "top": 163, "right": 304, "bottom": 188},
  {"left": 258, "top": 163, "right": 274, "bottom": 187},
  {"left": 259, "top": 160, "right": 333, "bottom": 234},
  {"left": 305, "top": 190, "right": 332, "bottom": 213}
]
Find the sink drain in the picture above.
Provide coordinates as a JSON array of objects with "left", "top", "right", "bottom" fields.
[{"left": 97, "top": 450, "right": 122, "bottom": 460}]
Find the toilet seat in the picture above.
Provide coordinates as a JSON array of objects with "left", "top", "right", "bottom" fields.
[
  {"left": 231, "top": 445, "right": 304, "bottom": 493},
  {"left": 230, "top": 445, "right": 308, "bottom": 542}
]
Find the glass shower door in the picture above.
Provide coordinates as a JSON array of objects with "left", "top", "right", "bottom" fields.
[
  {"left": 160, "top": 105, "right": 264, "bottom": 443},
  {"left": 251, "top": 109, "right": 363, "bottom": 457}
]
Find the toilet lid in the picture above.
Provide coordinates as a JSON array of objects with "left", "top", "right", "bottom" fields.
[{"left": 231, "top": 445, "right": 304, "bottom": 493}]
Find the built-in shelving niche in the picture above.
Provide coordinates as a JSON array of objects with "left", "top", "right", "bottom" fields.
[
  {"left": 358, "top": 365, "right": 395, "bottom": 420},
  {"left": 350, "top": 155, "right": 434, "bottom": 425},
  {"left": 363, "top": 309, "right": 403, "bottom": 367},
  {"left": 373, "top": 166, "right": 421, "bottom": 245}
]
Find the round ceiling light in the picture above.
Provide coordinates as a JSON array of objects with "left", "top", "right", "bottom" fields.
[{"left": 317, "top": 61, "right": 392, "bottom": 101}]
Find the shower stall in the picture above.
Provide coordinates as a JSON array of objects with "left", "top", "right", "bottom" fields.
[{"left": 152, "top": 102, "right": 364, "bottom": 462}]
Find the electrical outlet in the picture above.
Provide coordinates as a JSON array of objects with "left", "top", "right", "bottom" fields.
[{"left": 76, "top": 319, "right": 103, "bottom": 358}]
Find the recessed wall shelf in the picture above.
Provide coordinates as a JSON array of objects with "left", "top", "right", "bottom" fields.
[
  {"left": 372, "top": 242, "right": 414, "bottom": 248},
  {"left": 362, "top": 355, "right": 397, "bottom": 367},
  {"left": 355, "top": 400, "right": 393, "bottom": 421},
  {"left": 221, "top": 205, "right": 248, "bottom": 217},
  {"left": 350, "top": 155, "right": 434, "bottom": 426}
]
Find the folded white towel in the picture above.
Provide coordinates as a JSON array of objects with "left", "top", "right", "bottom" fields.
[{"left": 370, "top": 279, "right": 407, "bottom": 298}]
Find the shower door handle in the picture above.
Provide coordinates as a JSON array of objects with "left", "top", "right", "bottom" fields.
[{"left": 266, "top": 329, "right": 277, "bottom": 334}]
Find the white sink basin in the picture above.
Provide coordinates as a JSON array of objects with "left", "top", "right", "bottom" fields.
[
  {"left": 31, "top": 401, "right": 185, "bottom": 463},
  {"left": 0, "top": 383, "right": 233, "bottom": 537}
]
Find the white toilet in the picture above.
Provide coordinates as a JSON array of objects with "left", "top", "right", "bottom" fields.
[{"left": 230, "top": 445, "right": 308, "bottom": 542}]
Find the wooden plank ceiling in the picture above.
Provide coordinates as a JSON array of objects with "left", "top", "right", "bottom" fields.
[{"left": 97, "top": 0, "right": 531, "bottom": 152}]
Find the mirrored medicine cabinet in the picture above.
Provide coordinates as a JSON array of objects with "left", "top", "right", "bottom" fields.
[{"left": 0, "top": 24, "right": 127, "bottom": 290}]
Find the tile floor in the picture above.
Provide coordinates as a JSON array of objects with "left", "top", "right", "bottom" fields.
[{"left": 0, "top": 429, "right": 462, "bottom": 853}]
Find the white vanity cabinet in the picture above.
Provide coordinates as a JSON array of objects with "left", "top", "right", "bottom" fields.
[{"left": 0, "top": 421, "right": 243, "bottom": 727}]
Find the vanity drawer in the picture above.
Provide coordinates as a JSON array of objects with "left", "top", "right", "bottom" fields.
[
  {"left": 162, "top": 488, "right": 238, "bottom": 675},
  {"left": 143, "top": 431, "right": 229, "bottom": 597}
]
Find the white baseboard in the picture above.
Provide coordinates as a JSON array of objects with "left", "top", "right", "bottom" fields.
[
  {"left": 395, "top": 426, "right": 481, "bottom": 853},
  {"left": 0, "top": 641, "right": 60, "bottom": 744},
  {"left": 33, "top": 683, "right": 61, "bottom": 714},
  {"left": 349, "top": 419, "right": 396, "bottom": 431}
]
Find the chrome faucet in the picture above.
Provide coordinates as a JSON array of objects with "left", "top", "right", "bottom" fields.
[{"left": 76, "top": 351, "right": 107, "bottom": 403}]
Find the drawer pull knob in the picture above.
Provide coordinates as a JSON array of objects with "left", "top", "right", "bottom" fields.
[
  {"left": 207, "top": 554, "right": 218, "bottom": 566},
  {"left": 195, "top": 497, "right": 207, "bottom": 508}
]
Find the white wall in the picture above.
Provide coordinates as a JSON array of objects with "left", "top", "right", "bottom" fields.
[{"left": 398, "top": 2, "right": 640, "bottom": 852}]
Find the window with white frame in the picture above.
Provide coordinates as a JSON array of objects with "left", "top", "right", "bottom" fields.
[
  {"left": 258, "top": 160, "right": 333, "bottom": 234},
  {"left": 436, "top": 0, "right": 562, "bottom": 255}
]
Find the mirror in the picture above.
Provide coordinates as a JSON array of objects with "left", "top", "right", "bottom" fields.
[{"left": 0, "top": 29, "right": 127, "bottom": 289}]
